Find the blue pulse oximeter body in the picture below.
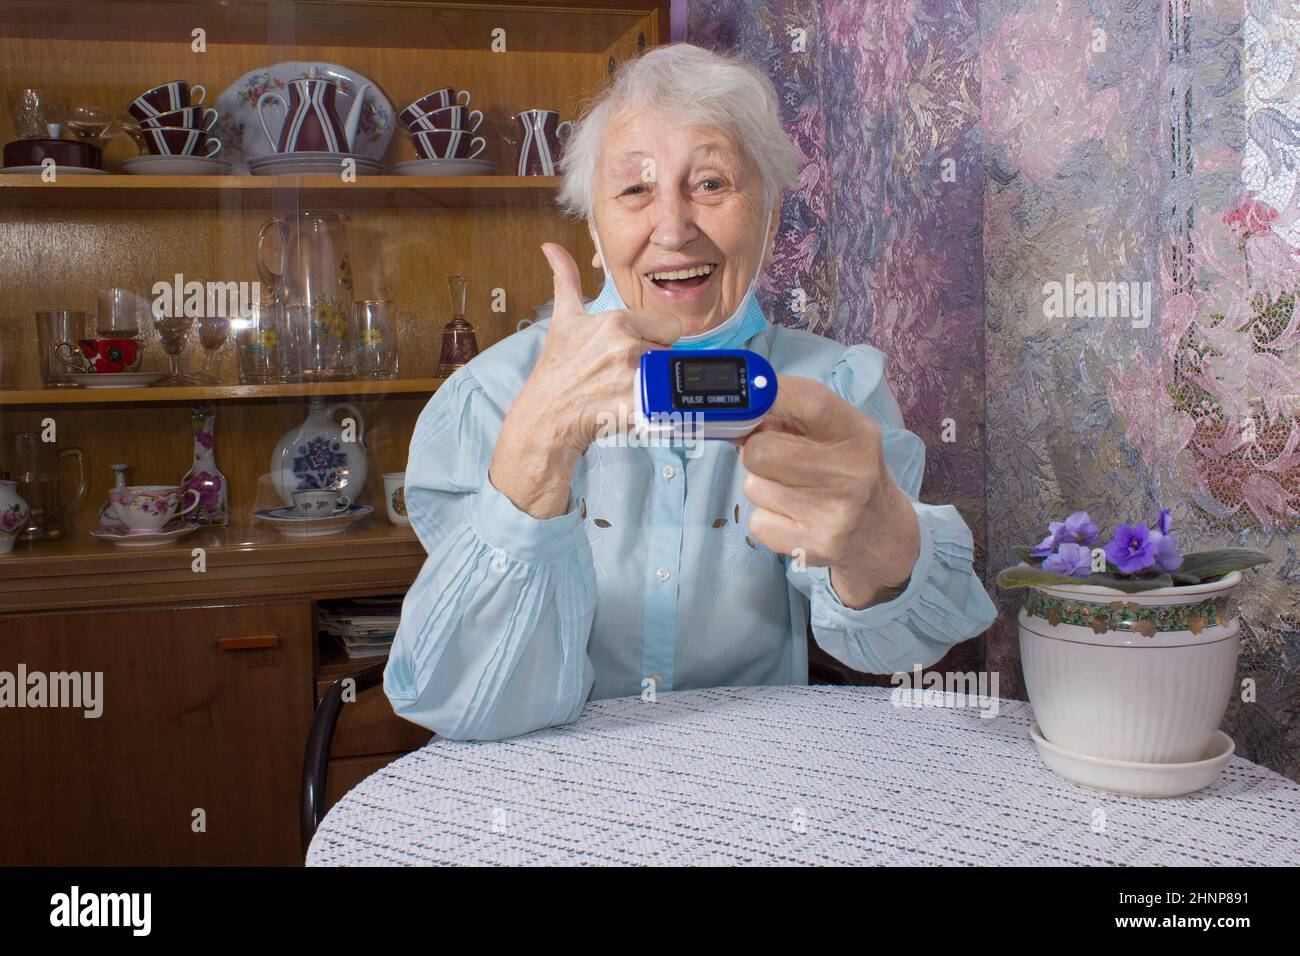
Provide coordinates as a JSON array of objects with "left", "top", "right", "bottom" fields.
[{"left": 633, "top": 349, "right": 778, "bottom": 441}]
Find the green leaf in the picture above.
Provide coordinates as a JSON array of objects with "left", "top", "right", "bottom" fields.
[
  {"left": 1172, "top": 549, "right": 1272, "bottom": 583},
  {"left": 1011, "top": 545, "right": 1040, "bottom": 563},
  {"left": 996, "top": 564, "right": 1175, "bottom": 593}
]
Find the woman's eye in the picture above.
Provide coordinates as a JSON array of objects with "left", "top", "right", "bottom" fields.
[
  {"left": 621, "top": 184, "right": 646, "bottom": 196},
  {"left": 698, "top": 179, "right": 724, "bottom": 192}
]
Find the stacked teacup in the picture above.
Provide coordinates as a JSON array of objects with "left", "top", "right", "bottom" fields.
[
  {"left": 396, "top": 87, "right": 494, "bottom": 176},
  {"left": 122, "top": 80, "right": 229, "bottom": 176}
]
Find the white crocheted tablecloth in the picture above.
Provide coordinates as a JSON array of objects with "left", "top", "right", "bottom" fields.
[{"left": 307, "top": 684, "right": 1300, "bottom": 866}]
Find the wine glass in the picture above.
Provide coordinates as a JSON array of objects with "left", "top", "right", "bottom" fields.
[
  {"left": 153, "top": 312, "right": 195, "bottom": 386},
  {"left": 192, "top": 316, "right": 232, "bottom": 384},
  {"left": 66, "top": 105, "right": 114, "bottom": 143}
]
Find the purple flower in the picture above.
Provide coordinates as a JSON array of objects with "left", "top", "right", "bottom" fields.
[
  {"left": 1104, "top": 523, "right": 1157, "bottom": 574},
  {"left": 1148, "top": 507, "right": 1182, "bottom": 571},
  {"left": 1031, "top": 510, "right": 1100, "bottom": 556},
  {"left": 1042, "top": 542, "right": 1093, "bottom": 577}
]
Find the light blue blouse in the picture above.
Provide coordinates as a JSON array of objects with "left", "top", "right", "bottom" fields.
[{"left": 385, "top": 309, "right": 998, "bottom": 741}]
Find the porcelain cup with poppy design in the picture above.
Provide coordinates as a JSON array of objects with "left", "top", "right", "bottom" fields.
[
  {"left": 109, "top": 485, "right": 200, "bottom": 532},
  {"left": 55, "top": 337, "right": 140, "bottom": 373}
]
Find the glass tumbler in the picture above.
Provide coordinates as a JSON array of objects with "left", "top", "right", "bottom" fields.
[
  {"left": 35, "top": 310, "right": 87, "bottom": 387},
  {"left": 353, "top": 299, "right": 399, "bottom": 380},
  {"left": 235, "top": 299, "right": 289, "bottom": 384}
]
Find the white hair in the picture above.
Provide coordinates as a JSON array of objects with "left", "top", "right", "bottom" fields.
[{"left": 557, "top": 43, "right": 799, "bottom": 220}]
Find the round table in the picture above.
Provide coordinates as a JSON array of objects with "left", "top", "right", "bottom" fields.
[{"left": 307, "top": 685, "right": 1300, "bottom": 866}]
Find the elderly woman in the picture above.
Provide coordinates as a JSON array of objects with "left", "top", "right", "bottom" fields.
[{"left": 385, "top": 44, "right": 997, "bottom": 740}]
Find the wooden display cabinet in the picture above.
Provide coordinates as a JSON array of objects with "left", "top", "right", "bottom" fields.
[{"left": 0, "top": 0, "right": 668, "bottom": 865}]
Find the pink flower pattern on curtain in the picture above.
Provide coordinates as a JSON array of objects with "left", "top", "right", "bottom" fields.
[{"left": 691, "top": 0, "right": 1300, "bottom": 780}]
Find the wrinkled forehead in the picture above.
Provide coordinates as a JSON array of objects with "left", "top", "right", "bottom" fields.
[{"left": 596, "top": 106, "right": 752, "bottom": 182}]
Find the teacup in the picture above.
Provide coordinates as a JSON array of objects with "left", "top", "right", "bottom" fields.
[
  {"left": 140, "top": 126, "right": 222, "bottom": 158},
  {"left": 383, "top": 472, "right": 409, "bottom": 526},
  {"left": 128, "top": 80, "right": 206, "bottom": 121},
  {"left": 140, "top": 106, "right": 219, "bottom": 132},
  {"left": 292, "top": 489, "right": 351, "bottom": 516},
  {"left": 410, "top": 128, "right": 486, "bottom": 161},
  {"left": 399, "top": 87, "right": 471, "bottom": 127},
  {"left": 406, "top": 104, "right": 483, "bottom": 133},
  {"left": 55, "top": 338, "right": 140, "bottom": 373},
  {"left": 109, "top": 485, "right": 200, "bottom": 532}
]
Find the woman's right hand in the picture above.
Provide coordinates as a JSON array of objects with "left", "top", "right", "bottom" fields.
[{"left": 488, "top": 243, "right": 682, "bottom": 519}]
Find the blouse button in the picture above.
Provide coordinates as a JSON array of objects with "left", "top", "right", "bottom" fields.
[
  {"left": 661, "top": 465, "right": 676, "bottom": 479},
  {"left": 656, "top": 567, "right": 670, "bottom": 582}
]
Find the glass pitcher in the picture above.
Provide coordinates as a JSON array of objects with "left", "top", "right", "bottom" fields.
[
  {"left": 256, "top": 211, "right": 355, "bottom": 381},
  {"left": 0, "top": 432, "right": 87, "bottom": 540}
]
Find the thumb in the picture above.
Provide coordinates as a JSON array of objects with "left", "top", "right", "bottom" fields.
[
  {"left": 760, "top": 375, "right": 856, "bottom": 441},
  {"left": 541, "top": 243, "right": 587, "bottom": 320}
]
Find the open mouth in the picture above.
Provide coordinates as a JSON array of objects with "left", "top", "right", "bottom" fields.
[{"left": 646, "top": 262, "right": 717, "bottom": 292}]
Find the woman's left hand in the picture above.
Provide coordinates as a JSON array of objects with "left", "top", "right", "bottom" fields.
[{"left": 737, "top": 375, "right": 921, "bottom": 609}]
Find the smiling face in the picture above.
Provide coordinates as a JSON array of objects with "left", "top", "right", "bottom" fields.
[{"left": 590, "top": 108, "right": 774, "bottom": 337}]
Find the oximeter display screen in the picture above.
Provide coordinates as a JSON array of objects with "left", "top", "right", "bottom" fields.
[{"left": 671, "top": 356, "right": 749, "bottom": 410}]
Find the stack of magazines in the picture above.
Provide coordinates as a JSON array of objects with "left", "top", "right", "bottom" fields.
[{"left": 319, "top": 597, "right": 404, "bottom": 659}]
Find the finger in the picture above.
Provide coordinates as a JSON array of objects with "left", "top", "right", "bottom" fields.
[
  {"left": 747, "top": 507, "right": 825, "bottom": 563},
  {"left": 741, "top": 472, "right": 820, "bottom": 523},
  {"left": 618, "top": 308, "right": 682, "bottom": 348},
  {"left": 764, "top": 375, "right": 858, "bottom": 441},
  {"left": 541, "top": 243, "right": 587, "bottom": 319},
  {"left": 739, "top": 428, "right": 827, "bottom": 486}
]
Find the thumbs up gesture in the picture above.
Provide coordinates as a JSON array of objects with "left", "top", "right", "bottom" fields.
[{"left": 488, "top": 243, "right": 682, "bottom": 518}]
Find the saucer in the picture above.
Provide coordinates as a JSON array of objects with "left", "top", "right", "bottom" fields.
[
  {"left": 396, "top": 158, "right": 495, "bottom": 177},
  {"left": 1, "top": 164, "right": 108, "bottom": 174},
  {"left": 1028, "top": 722, "right": 1235, "bottom": 798},
  {"left": 122, "top": 155, "right": 232, "bottom": 176},
  {"left": 249, "top": 151, "right": 381, "bottom": 176},
  {"left": 67, "top": 372, "right": 165, "bottom": 389},
  {"left": 253, "top": 503, "right": 373, "bottom": 537},
  {"left": 90, "top": 519, "right": 201, "bottom": 548}
]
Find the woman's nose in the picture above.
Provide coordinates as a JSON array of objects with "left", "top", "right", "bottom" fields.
[{"left": 648, "top": 193, "right": 699, "bottom": 250}]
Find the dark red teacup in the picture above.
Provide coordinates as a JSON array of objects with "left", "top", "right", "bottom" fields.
[{"left": 410, "top": 128, "right": 486, "bottom": 160}]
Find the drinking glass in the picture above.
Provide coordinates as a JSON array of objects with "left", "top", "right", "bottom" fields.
[
  {"left": 35, "top": 310, "right": 86, "bottom": 387},
  {"left": 235, "top": 299, "right": 288, "bottom": 384},
  {"left": 96, "top": 288, "right": 145, "bottom": 336},
  {"left": 353, "top": 300, "right": 399, "bottom": 380},
  {"left": 288, "top": 303, "right": 352, "bottom": 381},
  {"left": 153, "top": 311, "right": 195, "bottom": 386},
  {"left": 66, "top": 105, "right": 114, "bottom": 142},
  {"left": 193, "top": 316, "right": 232, "bottom": 384}
]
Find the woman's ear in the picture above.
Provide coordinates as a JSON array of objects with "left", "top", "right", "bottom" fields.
[
  {"left": 588, "top": 224, "right": 603, "bottom": 269},
  {"left": 591, "top": 249, "right": 603, "bottom": 269}
]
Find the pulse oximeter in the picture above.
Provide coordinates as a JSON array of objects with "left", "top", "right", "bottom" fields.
[{"left": 633, "top": 349, "right": 778, "bottom": 441}]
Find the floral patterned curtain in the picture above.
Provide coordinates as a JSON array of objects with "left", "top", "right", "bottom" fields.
[{"left": 691, "top": 0, "right": 1300, "bottom": 781}]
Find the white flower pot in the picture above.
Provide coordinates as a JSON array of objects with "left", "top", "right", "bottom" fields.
[{"left": 1018, "top": 570, "right": 1241, "bottom": 764}]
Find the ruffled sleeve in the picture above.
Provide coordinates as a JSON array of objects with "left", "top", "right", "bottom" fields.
[
  {"left": 384, "top": 367, "right": 598, "bottom": 740},
  {"left": 786, "top": 345, "right": 998, "bottom": 674}
]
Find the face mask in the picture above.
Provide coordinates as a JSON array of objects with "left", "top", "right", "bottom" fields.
[{"left": 585, "top": 207, "right": 774, "bottom": 351}]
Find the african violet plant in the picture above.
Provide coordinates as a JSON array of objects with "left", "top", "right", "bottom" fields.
[{"left": 997, "top": 508, "right": 1271, "bottom": 593}]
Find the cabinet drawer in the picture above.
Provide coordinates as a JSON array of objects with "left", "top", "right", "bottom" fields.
[
  {"left": 0, "top": 599, "right": 314, "bottom": 865},
  {"left": 316, "top": 674, "right": 432, "bottom": 759}
]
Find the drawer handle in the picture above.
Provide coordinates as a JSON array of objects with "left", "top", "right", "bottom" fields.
[{"left": 218, "top": 634, "right": 280, "bottom": 651}]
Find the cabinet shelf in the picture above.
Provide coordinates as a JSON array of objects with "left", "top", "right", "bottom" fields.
[
  {"left": 0, "top": 519, "right": 426, "bottom": 613},
  {"left": 0, "top": 174, "right": 563, "bottom": 209},
  {"left": 0, "top": 376, "right": 447, "bottom": 407}
]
